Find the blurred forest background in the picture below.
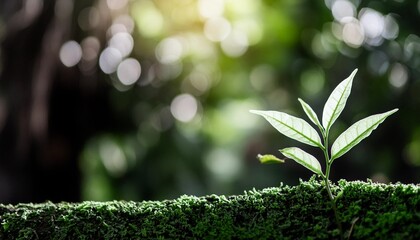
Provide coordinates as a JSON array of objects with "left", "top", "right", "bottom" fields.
[{"left": 0, "top": 0, "right": 419, "bottom": 203}]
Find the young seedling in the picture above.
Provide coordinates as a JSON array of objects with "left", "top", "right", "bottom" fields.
[{"left": 250, "top": 68, "right": 398, "bottom": 239}]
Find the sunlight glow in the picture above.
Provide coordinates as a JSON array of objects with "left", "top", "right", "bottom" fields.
[
  {"left": 234, "top": 19, "right": 263, "bottom": 45},
  {"left": 204, "top": 17, "right": 231, "bottom": 42},
  {"left": 198, "top": 0, "right": 224, "bottom": 19},
  {"left": 132, "top": 1, "right": 164, "bottom": 38}
]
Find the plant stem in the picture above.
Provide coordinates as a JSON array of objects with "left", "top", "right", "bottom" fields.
[
  {"left": 324, "top": 170, "right": 343, "bottom": 239},
  {"left": 324, "top": 164, "right": 334, "bottom": 201},
  {"left": 322, "top": 131, "right": 344, "bottom": 240}
]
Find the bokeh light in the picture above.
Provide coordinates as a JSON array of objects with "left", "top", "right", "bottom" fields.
[
  {"left": 1, "top": 0, "right": 419, "bottom": 204},
  {"left": 388, "top": 63, "right": 408, "bottom": 89},
  {"left": 99, "top": 47, "right": 122, "bottom": 74},
  {"left": 155, "top": 37, "right": 184, "bottom": 64},
  {"left": 383, "top": 15, "right": 399, "bottom": 40},
  {"left": 328, "top": 1, "right": 400, "bottom": 49},
  {"left": 132, "top": 0, "right": 164, "bottom": 38},
  {"left": 332, "top": 0, "right": 356, "bottom": 22},
  {"left": 78, "top": 7, "right": 100, "bottom": 31},
  {"left": 99, "top": 138, "right": 127, "bottom": 177},
  {"left": 80, "top": 37, "right": 100, "bottom": 74},
  {"left": 359, "top": 8, "right": 385, "bottom": 46},
  {"left": 342, "top": 18, "right": 364, "bottom": 48},
  {"left": 204, "top": 148, "right": 242, "bottom": 182},
  {"left": 300, "top": 68, "right": 325, "bottom": 97},
  {"left": 367, "top": 51, "right": 389, "bottom": 76},
  {"left": 109, "top": 32, "right": 134, "bottom": 58},
  {"left": 221, "top": 30, "right": 249, "bottom": 57},
  {"left": 117, "top": 58, "right": 141, "bottom": 86},
  {"left": 204, "top": 17, "right": 231, "bottom": 42},
  {"left": 184, "top": 70, "right": 212, "bottom": 95},
  {"left": 170, "top": 94, "right": 198, "bottom": 123},
  {"left": 198, "top": 0, "right": 224, "bottom": 19},
  {"left": 107, "top": 0, "right": 129, "bottom": 11},
  {"left": 113, "top": 15, "right": 135, "bottom": 34},
  {"left": 59, "top": 41, "right": 82, "bottom": 67}
]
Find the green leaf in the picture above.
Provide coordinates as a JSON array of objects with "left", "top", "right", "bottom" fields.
[
  {"left": 330, "top": 109, "right": 398, "bottom": 161},
  {"left": 279, "top": 147, "right": 322, "bottom": 175},
  {"left": 257, "top": 154, "right": 285, "bottom": 164},
  {"left": 250, "top": 110, "right": 322, "bottom": 147},
  {"left": 298, "top": 98, "right": 323, "bottom": 132},
  {"left": 322, "top": 69, "right": 358, "bottom": 132}
]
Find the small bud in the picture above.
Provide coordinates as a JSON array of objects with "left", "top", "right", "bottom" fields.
[{"left": 257, "top": 154, "right": 285, "bottom": 164}]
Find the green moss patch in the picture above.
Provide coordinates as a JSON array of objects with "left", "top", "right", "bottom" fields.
[{"left": 0, "top": 179, "right": 419, "bottom": 239}]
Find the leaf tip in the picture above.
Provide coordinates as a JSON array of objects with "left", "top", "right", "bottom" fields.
[
  {"left": 346, "top": 68, "right": 358, "bottom": 82},
  {"left": 351, "top": 68, "right": 358, "bottom": 75},
  {"left": 389, "top": 108, "right": 399, "bottom": 116},
  {"left": 386, "top": 108, "right": 399, "bottom": 116},
  {"left": 249, "top": 109, "right": 258, "bottom": 114}
]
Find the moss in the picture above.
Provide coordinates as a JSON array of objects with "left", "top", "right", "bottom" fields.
[{"left": 0, "top": 179, "right": 419, "bottom": 239}]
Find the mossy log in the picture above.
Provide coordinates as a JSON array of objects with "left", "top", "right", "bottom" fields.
[{"left": 0, "top": 179, "right": 419, "bottom": 239}]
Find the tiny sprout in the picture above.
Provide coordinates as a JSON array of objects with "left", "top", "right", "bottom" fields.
[{"left": 250, "top": 68, "right": 398, "bottom": 239}]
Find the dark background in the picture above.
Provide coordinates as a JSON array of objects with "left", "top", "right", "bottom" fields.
[{"left": 0, "top": 0, "right": 419, "bottom": 203}]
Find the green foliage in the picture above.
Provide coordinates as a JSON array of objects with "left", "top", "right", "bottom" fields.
[{"left": 0, "top": 180, "right": 418, "bottom": 239}]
